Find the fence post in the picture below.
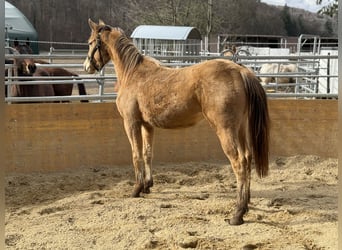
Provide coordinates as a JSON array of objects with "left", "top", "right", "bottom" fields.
[
  {"left": 97, "top": 67, "right": 105, "bottom": 103},
  {"left": 6, "top": 65, "right": 12, "bottom": 100},
  {"left": 48, "top": 47, "right": 54, "bottom": 63},
  {"left": 326, "top": 53, "right": 330, "bottom": 94}
]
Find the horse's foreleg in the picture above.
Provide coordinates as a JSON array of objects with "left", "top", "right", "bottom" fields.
[
  {"left": 142, "top": 125, "right": 154, "bottom": 193},
  {"left": 123, "top": 120, "right": 144, "bottom": 197}
]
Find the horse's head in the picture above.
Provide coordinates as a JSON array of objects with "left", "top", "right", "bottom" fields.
[
  {"left": 84, "top": 19, "right": 121, "bottom": 73},
  {"left": 222, "top": 44, "right": 237, "bottom": 57},
  {"left": 13, "top": 40, "right": 36, "bottom": 75}
]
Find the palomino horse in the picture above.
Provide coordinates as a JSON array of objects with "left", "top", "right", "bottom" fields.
[
  {"left": 7, "top": 40, "right": 88, "bottom": 101},
  {"left": 84, "top": 20, "right": 270, "bottom": 225}
]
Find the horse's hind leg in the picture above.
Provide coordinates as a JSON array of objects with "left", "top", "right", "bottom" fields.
[
  {"left": 217, "top": 127, "right": 251, "bottom": 225},
  {"left": 240, "top": 126, "right": 252, "bottom": 205},
  {"left": 142, "top": 124, "right": 154, "bottom": 193}
]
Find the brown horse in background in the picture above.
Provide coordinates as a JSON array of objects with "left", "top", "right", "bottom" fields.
[
  {"left": 34, "top": 63, "right": 88, "bottom": 99},
  {"left": 6, "top": 43, "right": 55, "bottom": 98},
  {"left": 84, "top": 20, "right": 270, "bottom": 225},
  {"left": 7, "top": 41, "right": 88, "bottom": 102}
]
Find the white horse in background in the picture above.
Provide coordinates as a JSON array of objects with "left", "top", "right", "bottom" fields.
[{"left": 259, "top": 63, "right": 298, "bottom": 85}]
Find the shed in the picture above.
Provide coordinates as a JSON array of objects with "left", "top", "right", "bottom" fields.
[
  {"left": 5, "top": 1, "right": 39, "bottom": 53},
  {"left": 131, "top": 25, "right": 202, "bottom": 56}
]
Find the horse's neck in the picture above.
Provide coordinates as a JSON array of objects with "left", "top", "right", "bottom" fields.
[
  {"left": 109, "top": 50, "right": 126, "bottom": 82},
  {"left": 107, "top": 46, "right": 137, "bottom": 84},
  {"left": 106, "top": 33, "right": 145, "bottom": 84}
]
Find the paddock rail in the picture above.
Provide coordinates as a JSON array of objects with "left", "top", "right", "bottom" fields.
[{"left": 5, "top": 53, "right": 338, "bottom": 102}]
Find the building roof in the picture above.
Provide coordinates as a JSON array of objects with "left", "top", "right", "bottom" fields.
[
  {"left": 131, "top": 25, "right": 202, "bottom": 41},
  {"left": 5, "top": 1, "right": 37, "bottom": 37},
  {"left": 5, "top": 1, "right": 39, "bottom": 53}
]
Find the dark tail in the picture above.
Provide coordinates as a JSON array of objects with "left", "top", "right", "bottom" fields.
[
  {"left": 77, "top": 83, "right": 88, "bottom": 103},
  {"left": 240, "top": 68, "right": 270, "bottom": 177}
]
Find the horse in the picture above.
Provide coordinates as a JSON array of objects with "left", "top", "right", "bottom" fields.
[
  {"left": 221, "top": 44, "right": 251, "bottom": 62},
  {"left": 83, "top": 19, "right": 270, "bottom": 225},
  {"left": 259, "top": 63, "right": 298, "bottom": 85},
  {"left": 7, "top": 40, "right": 88, "bottom": 102},
  {"left": 33, "top": 63, "right": 88, "bottom": 99},
  {"left": 5, "top": 43, "right": 55, "bottom": 99},
  {"left": 221, "top": 44, "right": 237, "bottom": 57}
]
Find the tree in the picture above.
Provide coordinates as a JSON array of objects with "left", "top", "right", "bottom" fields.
[
  {"left": 215, "top": 0, "right": 260, "bottom": 34},
  {"left": 128, "top": 0, "right": 222, "bottom": 35},
  {"left": 316, "top": 0, "right": 338, "bottom": 17},
  {"left": 323, "top": 19, "right": 334, "bottom": 36},
  {"left": 281, "top": 4, "right": 299, "bottom": 36}
]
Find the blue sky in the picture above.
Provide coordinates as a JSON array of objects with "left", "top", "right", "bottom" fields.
[{"left": 260, "top": 0, "right": 331, "bottom": 13}]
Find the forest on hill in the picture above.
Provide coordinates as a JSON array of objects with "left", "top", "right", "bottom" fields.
[{"left": 7, "top": 0, "right": 338, "bottom": 50}]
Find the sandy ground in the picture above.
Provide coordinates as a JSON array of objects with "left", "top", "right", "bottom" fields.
[{"left": 5, "top": 155, "right": 337, "bottom": 249}]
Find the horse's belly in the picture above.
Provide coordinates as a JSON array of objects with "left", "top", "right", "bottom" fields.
[
  {"left": 139, "top": 89, "right": 203, "bottom": 128},
  {"left": 145, "top": 109, "right": 203, "bottom": 129}
]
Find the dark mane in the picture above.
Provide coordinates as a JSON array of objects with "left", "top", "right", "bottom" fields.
[{"left": 114, "top": 31, "right": 144, "bottom": 76}]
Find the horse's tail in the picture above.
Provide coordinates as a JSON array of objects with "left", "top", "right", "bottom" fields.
[
  {"left": 77, "top": 83, "right": 88, "bottom": 103},
  {"left": 240, "top": 67, "right": 270, "bottom": 177}
]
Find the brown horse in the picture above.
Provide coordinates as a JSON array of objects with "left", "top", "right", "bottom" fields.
[
  {"left": 6, "top": 43, "right": 55, "bottom": 99},
  {"left": 34, "top": 64, "right": 88, "bottom": 99},
  {"left": 8, "top": 41, "right": 88, "bottom": 102},
  {"left": 84, "top": 19, "right": 270, "bottom": 225}
]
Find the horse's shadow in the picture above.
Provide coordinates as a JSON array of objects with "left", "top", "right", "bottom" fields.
[
  {"left": 247, "top": 179, "right": 337, "bottom": 226},
  {"left": 5, "top": 165, "right": 134, "bottom": 208},
  {"left": 5, "top": 163, "right": 234, "bottom": 209}
]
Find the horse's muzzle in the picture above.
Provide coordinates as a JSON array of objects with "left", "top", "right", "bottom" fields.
[{"left": 83, "top": 59, "right": 94, "bottom": 74}]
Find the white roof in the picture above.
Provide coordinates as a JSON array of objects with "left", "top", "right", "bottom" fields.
[
  {"left": 131, "top": 25, "right": 201, "bottom": 41},
  {"left": 5, "top": 1, "right": 37, "bottom": 35}
]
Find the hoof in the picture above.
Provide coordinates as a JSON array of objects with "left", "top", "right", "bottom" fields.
[
  {"left": 228, "top": 216, "right": 244, "bottom": 226},
  {"left": 131, "top": 185, "right": 144, "bottom": 197},
  {"left": 131, "top": 191, "right": 140, "bottom": 198},
  {"left": 142, "top": 179, "right": 153, "bottom": 194},
  {"left": 146, "top": 179, "right": 154, "bottom": 188},
  {"left": 143, "top": 187, "right": 151, "bottom": 194}
]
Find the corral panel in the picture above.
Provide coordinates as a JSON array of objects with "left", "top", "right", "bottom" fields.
[{"left": 4, "top": 100, "right": 337, "bottom": 173}]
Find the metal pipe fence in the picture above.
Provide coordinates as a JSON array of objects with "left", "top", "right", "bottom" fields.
[{"left": 5, "top": 53, "right": 338, "bottom": 103}]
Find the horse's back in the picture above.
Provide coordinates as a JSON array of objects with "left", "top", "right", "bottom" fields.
[{"left": 43, "top": 67, "right": 77, "bottom": 77}]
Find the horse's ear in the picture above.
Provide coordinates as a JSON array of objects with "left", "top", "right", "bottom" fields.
[
  {"left": 99, "top": 19, "right": 105, "bottom": 26},
  {"left": 88, "top": 18, "right": 97, "bottom": 31}
]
